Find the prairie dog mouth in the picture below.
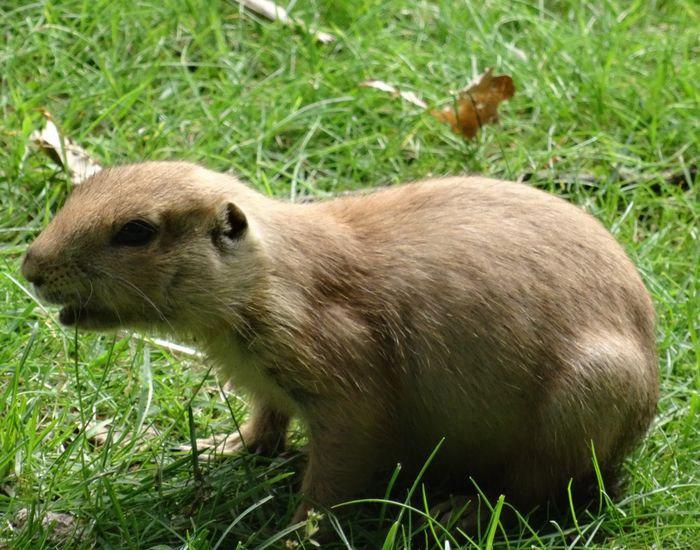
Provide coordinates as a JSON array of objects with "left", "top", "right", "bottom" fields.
[
  {"left": 58, "top": 305, "right": 83, "bottom": 326},
  {"left": 34, "top": 284, "right": 71, "bottom": 306},
  {"left": 32, "top": 289, "right": 115, "bottom": 329},
  {"left": 58, "top": 305, "right": 120, "bottom": 329}
]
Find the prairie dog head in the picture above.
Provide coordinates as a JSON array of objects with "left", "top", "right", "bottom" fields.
[{"left": 22, "top": 162, "right": 265, "bottom": 334}]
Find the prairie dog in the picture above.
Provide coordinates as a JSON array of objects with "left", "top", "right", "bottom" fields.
[{"left": 22, "top": 162, "right": 658, "bottom": 522}]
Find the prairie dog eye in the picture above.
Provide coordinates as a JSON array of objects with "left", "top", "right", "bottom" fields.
[{"left": 112, "top": 220, "right": 158, "bottom": 246}]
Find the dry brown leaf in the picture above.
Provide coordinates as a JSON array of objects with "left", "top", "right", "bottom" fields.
[
  {"left": 359, "top": 80, "right": 428, "bottom": 109},
  {"left": 30, "top": 111, "right": 102, "bottom": 184},
  {"left": 431, "top": 68, "right": 515, "bottom": 139},
  {"left": 359, "top": 68, "right": 515, "bottom": 140},
  {"left": 175, "top": 433, "right": 243, "bottom": 460}
]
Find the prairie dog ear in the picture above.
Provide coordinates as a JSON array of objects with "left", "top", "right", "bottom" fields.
[
  {"left": 213, "top": 202, "right": 248, "bottom": 245},
  {"left": 224, "top": 202, "right": 248, "bottom": 239}
]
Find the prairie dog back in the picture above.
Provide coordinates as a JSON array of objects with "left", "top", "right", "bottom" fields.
[{"left": 22, "top": 162, "right": 658, "bottom": 521}]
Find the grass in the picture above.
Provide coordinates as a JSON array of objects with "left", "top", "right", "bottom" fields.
[{"left": 1, "top": 0, "right": 699, "bottom": 547}]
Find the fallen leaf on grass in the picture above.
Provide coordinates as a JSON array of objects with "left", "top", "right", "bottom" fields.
[
  {"left": 358, "top": 68, "right": 515, "bottom": 140},
  {"left": 236, "top": 0, "right": 335, "bottom": 43},
  {"left": 12, "top": 508, "right": 79, "bottom": 541},
  {"left": 519, "top": 163, "right": 697, "bottom": 191},
  {"left": 359, "top": 80, "right": 428, "bottom": 109},
  {"left": 143, "top": 336, "right": 201, "bottom": 357},
  {"left": 431, "top": 68, "right": 515, "bottom": 139},
  {"left": 175, "top": 432, "right": 243, "bottom": 460},
  {"left": 30, "top": 111, "right": 102, "bottom": 184},
  {"left": 85, "top": 417, "right": 160, "bottom": 451}
]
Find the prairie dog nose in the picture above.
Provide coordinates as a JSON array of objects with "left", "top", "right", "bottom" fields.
[{"left": 22, "top": 247, "right": 45, "bottom": 286}]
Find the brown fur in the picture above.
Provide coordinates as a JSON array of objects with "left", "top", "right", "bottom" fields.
[{"left": 22, "top": 161, "right": 658, "bottom": 522}]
